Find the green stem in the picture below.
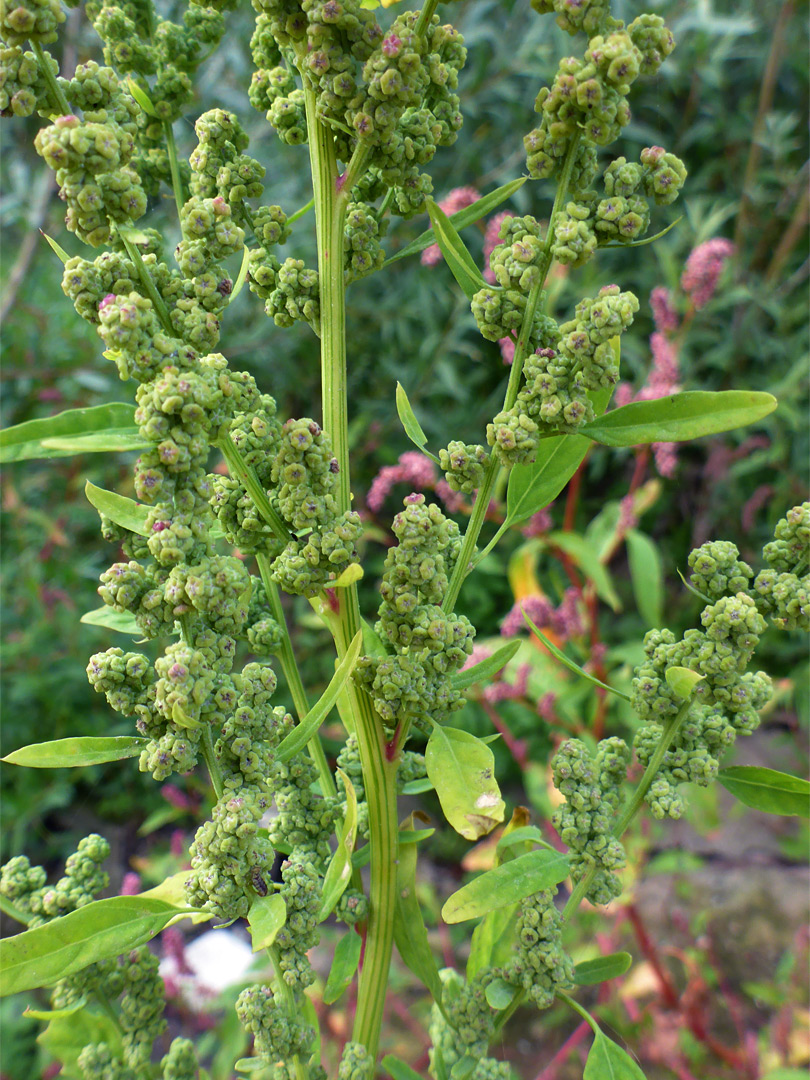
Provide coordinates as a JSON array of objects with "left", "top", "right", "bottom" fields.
[
  {"left": 200, "top": 724, "right": 224, "bottom": 801},
  {"left": 267, "top": 946, "right": 309, "bottom": 1080},
  {"left": 118, "top": 229, "right": 175, "bottom": 335},
  {"left": 287, "top": 196, "right": 315, "bottom": 225},
  {"left": 303, "top": 76, "right": 399, "bottom": 1063},
  {"left": 562, "top": 695, "right": 693, "bottom": 923},
  {"left": 0, "top": 894, "right": 31, "bottom": 925},
  {"left": 178, "top": 614, "right": 224, "bottom": 799},
  {"left": 442, "top": 136, "right": 582, "bottom": 614},
  {"left": 31, "top": 40, "right": 70, "bottom": 115},
  {"left": 415, "top": 0, "right": 440, "bottom": 35},
  {"left": 255, "top": 553, "right": 336, "bottom": 800},
  {"left": 217, "top": 437, "right": 292, "bottom": 543},
  {"left": 163, "top": 120, "right": 186, "bottom": 222}
]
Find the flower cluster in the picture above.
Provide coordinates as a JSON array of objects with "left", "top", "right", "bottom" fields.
[
  {"left": 235, "top": 982, "right": 316, "bottom": 1065},
  {"left": 753, "top": 503, "right": 810, "bottom": 631},
  {"left": 355, "top": 494, "right": 474, "bottom": 734},
  {"left": 487, "top": 284, "right": 638, "bottom": 464},
  {"left": 552, "top": 737, "right": 630, "bottom": 905},
  {"left": 269, "top": 418, "right": 363, "bottom": 596},
  {"left": 524, "top": 13, "right": 674, "bottom": 180},
  {"left": 0, "top": 43, "right": 61, "bottom": 116},
  {"left": 626, "top": 522, "right": 806, "bottom": 818},
  {"left": 0, "top": 834, "right": 109, "bottom": 928},
  {"left": 502, "top": 889, "right": 574, "bottom": 1008},
  {"left": 439, "top": 441, "right": 489, "bottom": 494},
  {"left": 429, "top": 969, "right": 512, "bottom": 1080}
]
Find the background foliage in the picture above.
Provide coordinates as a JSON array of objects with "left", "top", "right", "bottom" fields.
[{"left": 1, "top": 0, "right": 808, "bottom": 1076}]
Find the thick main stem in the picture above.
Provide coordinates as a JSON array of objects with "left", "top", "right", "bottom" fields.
[{"left": 303, "top": 83, "right": 399, "bottom": 1061}]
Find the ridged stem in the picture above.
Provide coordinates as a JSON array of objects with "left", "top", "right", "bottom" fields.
[
  {"left": 303, "top": 79, "right": 399, "bottom": 1063},
  {"left": 31, "top": 40, "right": 71, "bottom": 115}
]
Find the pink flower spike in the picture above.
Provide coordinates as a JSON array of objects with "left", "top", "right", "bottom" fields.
[
  {"left": 650, "top": 286, "right": 678, "bottom": 333},
  {"left": 681, "top": 237, "right": 735, "bottom": 310}
]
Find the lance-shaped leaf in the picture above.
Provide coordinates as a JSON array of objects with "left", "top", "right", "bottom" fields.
[
  {"left": 318, "top": 769, "right": 358, "bottom": 920},
  {"left": 0, "top": 403, "right": 140, "bottom": 463},
  {"left": 80, "top": 607, "right": 141, "bottom": 636},
  {"left": 127, "top": 78, "right": 159, "bottom": 117},
  {"left": 504, "top": 381, "right": 615, "bottom": 529},
  {"left": 381, "top": 1057, "right": 424, "bottom": 1080},
  {"left": 450, "top": 639, "right": 521, "bottom": 690},
  {"left": 395, "top": 382, "right": 438, "bottom": 462},
  {"left": 37, "top": 1007, "right": 121, "bottom": 1078},
  {"left": 425, "top": 198, "right": 487, "bottom": 299},
  {"left": 41, "top": 231, "right": 70, "bottom": 264},
  {"left": 385, "top": 177, "right": 527, "bottom": 266},
  {"left": 574, "top": 951, "right": 633, "bottom": 985},
  {"left": 544, "top": 531, "right": 621, "bottom": 611},
  {"left": 247, "top": 893, "right": 286, "bottom": 952},
  {"left": 718, "top": 766, "right": 810, "bottom": 817},
  {"left": 2, "top": 736, "right": 148, "bottom": 769},
  {"left": 393, "top": 812, "right": 444, "bottom": 1006},
  {"left": 578, "top": 390, "right": 777, "bottom": 447},
  {"left": 442, "top": 848, "right": 570, "bottom": 923},
  {"left": 522, "top": 608, "right": 631, "bottom": 701},
  {"left": 625, "top": 528, "right": 664, "bottom": 627},
  {"left": 426, "top": 725, "right": 505, "bottom": 841},
  {"left": 0, "top": 896, "right": 200, "bottom": 997},
  {"left": 85, "top": 480, "right": 150, "bottom": 536},
  {"left": 505, "top": 433, "right": 591, "bottom": 528},
  {"left": 585, "top": 1031, "right": 647, "bottom": 1079},
  {"left": 277, "top": 630, "right": 362, "bottom": 762},
  {"left": 229, "top": 245, "right": 251, "bottom": 304},
  {"left": 665, "top": 666, "right": 704, "bottom": 698},
  {"left": 322, "top": 929, "right": 362, "bottom": 1005}
]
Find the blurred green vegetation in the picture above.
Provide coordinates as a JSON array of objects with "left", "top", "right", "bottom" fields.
[{"left": 1, "top": 0, "right": 807, "bottom": 872}]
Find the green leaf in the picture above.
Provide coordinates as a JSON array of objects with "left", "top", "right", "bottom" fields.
[
  {"left": 495, "top": 825, "right": 546, "bottom": 853},
  {"left": 484, "top": 977, "right": 516, "bottom": 1010},
  {"left": 41, "top": 231, "right": 70, "bottom": 264},
  {"left": 522, "top": 608, "right": 631, "bottom": 701},
  {"left": 504, "top": 382, "right": 615, "bottom": 529},
  {"left": 761, "top": 1070, "right": 810, "bottom": 1080},
  {"left": 41, "top": 431, "right": 150, "bottom": 454},
  {"left": 506, "top": 434, "right": 590, "bottom": 527},
  {"left": 385, "top": 177, "right": 527, "bottom": 266},
  {"left": 425, "top": 198, "right": 486, "bottom": 299},
  {"left": 665, "top": 666, "right": 704, "bottom": 698},
  {"left": 318, "top": 768, "right": 359, "bottom": 920},
  {"left": 229, "top": 245, "right": 251, "bottom": 304},
  {"left": 393, "top": 813, "right": 444, "bottom": 1006},
  {"left": 579, "top": 391, "right": 777, "bottom": 447},
  {"left": 425, "top": 725, "right": 505, "bottom": 841},
  {"left": 80, "top": 607, "right": 141, "bottom": 636},
  {"left": 545, "top": 531, "right": 621, "bottom": 611},
  {"left": 277, "top": 630, "right": 362, "bottom": 762},
  {"left": 322, "top": 930, "right": 362, "bottom": 1005},
  {"left": 234, "top": 1059, "right": 267, "bottom": 1074},
  {"left": 38, "top": 1006, "right": 121, "bottom": 1078},
  {"left": 361, "top": 616, "right": 388, "bottom": 658},
  {"left": 625, "top": 529, "right": 664, "bottom": 627},
  {"left": 127, "top": 78, "right": 159, "bottom": 117},
  {"left": 395, "top": 382, "right": 438, "bottom": 462},
  {"left": 85, "top": 480, "right": 150, "bottom": 535},
  {"left": 442, "top": 849, "right": 570, "bottom": 923},
  {"left": 0, "top": 403, "right": 139, "bottom": 463},
  {"left": 246, "top": 894, "right": 286, "bottom": 952},
  {"left": 450, "top": 640, "right": 521, "bottom": 690},
  {"left": 450, "top": 1058, "right": 476, "bottom": 1080},
  {"left": 717, "top": 766, "right": 810, "bottom": 818},
  {"left": 574, "top": 951, "right": 633, "bottom": 985},
  {"left": 400, "top": 776, "right": 434, "bottom": 795},
  {"left": 381, "top": 1056, "right": 424, "bottom": 1080},
  {"left": 676, "top": 567, "right": 713, "bottom": 605},
  {"left": 2, "top": 736, "right": 148, "bottom": 768},
  {"left": 0, "top": 896, "right": 199, "bottom": 996},
  {"left": 584, "top": 1031, "right": 647, "bottom": 1080}
]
